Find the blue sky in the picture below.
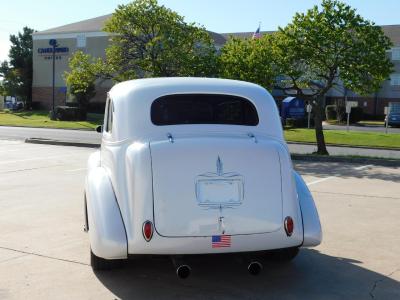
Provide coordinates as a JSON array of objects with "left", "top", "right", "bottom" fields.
[{"left": 1, "top": 0, "right": 399, "bottom": 61}]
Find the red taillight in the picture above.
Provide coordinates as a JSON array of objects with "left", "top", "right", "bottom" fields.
[
  {"left": 142, "top": 221, "right": 153, "bottom": 242},
  {"left": 284, "top": 216, "right": 294, "bottom": 236}
]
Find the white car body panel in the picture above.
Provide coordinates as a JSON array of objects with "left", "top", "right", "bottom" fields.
[
  {"left": 293, "top": 171, "right": 323, "bottom": 247},
  {"left": 85, "top": 161, "right": 127, "bottom": 259},
  {"left": 151, "top": 137, "right": 283, "bottom": 237},
  {"left": 84, "top": 77, "right": 322, "bottom": 259}
]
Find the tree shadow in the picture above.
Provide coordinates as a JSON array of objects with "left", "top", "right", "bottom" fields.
[
  {"left": 11, "top": 110, "right": 48, "bottom": 120},
  {"left": 94, "top": 249, "right": 400, "bottom": 299},
  {"left": 294, "top": 161, "right": 400, "bottom": 183}
]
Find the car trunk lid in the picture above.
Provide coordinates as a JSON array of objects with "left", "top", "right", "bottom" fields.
[{"left": 150, "top": 136, "right": 283, "bottom": 237}]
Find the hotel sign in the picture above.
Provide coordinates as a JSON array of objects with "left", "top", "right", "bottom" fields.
[
  {"left": 38, "top": 47, "right": 69, "bottom": 55},
  {"left": 38, "top": 42, "right": 69, "bottom": 60}
]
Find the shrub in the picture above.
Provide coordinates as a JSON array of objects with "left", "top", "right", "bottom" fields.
[
  {"left": 66, "top": 102, "right": 79, "bottom": 108},
  {"left": 285, "top": 118, "right": 295, "bottom": 127},
  {"left": 31, "top": 101, "right": 42, "bottom": 110},
  {"left": 54, "top": 106, "right": 87, "bottom": 121},
  {"left": 67, "top": 82, "right": 96, "bottom": 120},
  {"left": 336, "top": 105, "right": 346, "bottom": 122},
  {"left": 87, "top": 101, "right": 106, "bottom": 114},
  {"left": 286, "top": 118, "right": 307, "bottom": 128},
  {"left": 349, "top": 107, "right": 363, "bottom": 123},
  {"left": 363, "top": 113, "right": 385, "bottom": 121},
  {"left": 325, "top": 105, "right": 337, "bottom": 120},
  {"left": 326, "top": 105, "right": 364, "bottom": 124}
]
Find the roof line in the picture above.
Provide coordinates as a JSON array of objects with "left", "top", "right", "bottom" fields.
[{"left": 33, "top": 14, "right": 112, "bottom": 35}]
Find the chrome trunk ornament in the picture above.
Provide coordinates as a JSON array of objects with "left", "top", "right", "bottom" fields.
[{"left": 195, "top": 156, "right": 244, "bottom": 209}]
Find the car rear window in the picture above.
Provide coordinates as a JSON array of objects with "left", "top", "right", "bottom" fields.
[{"left": 151, "top": 94, "right": 259, "bottom": 126}]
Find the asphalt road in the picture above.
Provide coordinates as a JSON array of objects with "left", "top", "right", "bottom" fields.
[
  {"left": 0, "top": 126, "right": 101, "bottom": 144},
  {"left": 0, "top": 140, "right": 399, "bottom": 299},
  {"left": 1, "top": 125, "right": 399, "bottom": 159}
]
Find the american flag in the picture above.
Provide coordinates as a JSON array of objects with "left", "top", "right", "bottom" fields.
[
  {"left": 212, "top": 235, "right": 231, "bottom": 248},
  {"left": 252, "top": 24, "right": 261, "bottom": 39}
]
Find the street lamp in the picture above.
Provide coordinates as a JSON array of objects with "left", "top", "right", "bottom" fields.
[{"left": 49, "top": 39, "right": 58, "bottom": 119}]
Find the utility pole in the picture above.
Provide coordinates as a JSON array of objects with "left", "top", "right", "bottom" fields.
[{"left": 49, "top": 39, "right": 58, "bottom": 119}]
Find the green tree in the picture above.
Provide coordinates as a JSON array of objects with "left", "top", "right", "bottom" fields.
[
  {"left": 0, "top": 27, "right": 35, "bottom": 108},
  {"left": 103, "top": 0, "right": 217, "bottom": 79},
  {"left": 273, "top": 0, "right": 393, "bottom": 154},
  {"left": 64, "top": 51, "right": 100, "bottom": 111},
  {"left": 65, "top": 0, "right": 218, "bottom": 90},
  {"left": 0, "top": 61, "right": 19, "bottom": 97},
  {"left": 219, "top": 35, "right": 277, "bottom": 89}
]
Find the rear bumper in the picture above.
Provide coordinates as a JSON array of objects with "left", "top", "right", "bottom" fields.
[
  {"left": 127, "top": 246, "right": 300, "bottom": 260},
  {"left": 128, "top": 228, "right": 303, "bottom": 255}
]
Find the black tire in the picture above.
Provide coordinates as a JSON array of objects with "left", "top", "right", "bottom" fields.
[
  {"left": 90, "top": 250, "right": 122, "bottom": 271},
  {"left": 266, "top": 247, "right": 300, "bottom": 262}
]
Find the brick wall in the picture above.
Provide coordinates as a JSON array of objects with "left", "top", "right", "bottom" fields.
[
  {"left": 32, "top": 87, "right": 66, "bottom": 110},
  {"left": 32, "top": 87, "right": 109, "bottom": 110},
  {"left": 326, "top": 96, "right": 400, "bottom": 116}
]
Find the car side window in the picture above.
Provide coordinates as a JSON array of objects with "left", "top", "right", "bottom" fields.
[
  {"left": 104, "top": 97, "right": 114, "bottom": 134},
  {"left": 107, "top": 100, "right": 114, "bottom": 133},
  {"left": 103, "top": 98, "right": 110, "bottom": 132}
]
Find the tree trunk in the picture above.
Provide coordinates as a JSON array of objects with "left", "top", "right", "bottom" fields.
[{"left": 313, "top": 101, "right": 329, "bottom": 155}]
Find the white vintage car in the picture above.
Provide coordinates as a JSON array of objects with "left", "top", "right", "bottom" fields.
[{"left": 84, "top": 77, "right": 322, "bottom": 277}]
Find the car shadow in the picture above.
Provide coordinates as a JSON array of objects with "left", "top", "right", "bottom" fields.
[
  {"left": 294, "top": 161, "right": 400, "bottom": 183},
  {"left": 93, "top": 249, "right": 400, "bottom": 299}
]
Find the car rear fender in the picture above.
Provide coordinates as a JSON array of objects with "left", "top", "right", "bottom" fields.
[
  {"left": 293, "top": 171, "right": 322, "bottom": 247},
  {"left": 87, "top": 150, "right": 101, "bottom": 171},
  {"left": 85, "top": 166, "right": 128, "bottom": 259}
]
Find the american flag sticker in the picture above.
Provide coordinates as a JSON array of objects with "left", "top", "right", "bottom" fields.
[{"left": 212, "top": 235, "right": 231, "bottom": 248}]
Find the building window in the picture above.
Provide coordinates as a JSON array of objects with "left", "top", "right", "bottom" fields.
[
  {"left": 392, "top": 48, "right": 400, "bottom": 61},
  {"left": 390, "top": 74, "right": 400, "bottom": 86},
  {"left": 77, "top": 34, "right": 86, "bottom": 48}
]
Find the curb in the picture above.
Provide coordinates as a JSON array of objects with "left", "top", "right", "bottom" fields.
[
  {"left": 0, "top": 124, "right": 95, "bottom": 131},
  {"left": 291, "top": 154, "right": 400, "bottom": 167},
  {"left": 25, "top": 138, "right": 100, "bottom": 148},
  {"left": 287, "top": 141, "right": 400, "bottom": 152}
]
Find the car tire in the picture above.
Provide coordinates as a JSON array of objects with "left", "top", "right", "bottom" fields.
[
  {"left": 267, "top": 247, "right": 300, "bottom": 262},
  {"left": 90, "top": 250, "right": 122, "bottom": 271}
]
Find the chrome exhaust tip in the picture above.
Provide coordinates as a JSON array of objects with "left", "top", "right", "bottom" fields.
[
  {"left": 248, "top": 261, "right": 263, "bottom": 276},
  {"left": 176, "top": 264, "right": 191, "bottom": 279}
]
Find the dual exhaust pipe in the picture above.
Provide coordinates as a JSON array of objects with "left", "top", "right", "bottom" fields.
[
  {"left": 174, "top": 260, "right": 263, "bottom": 279},
  {"left": 176, "top": 264, "right": 192, "bottom": 279},
  {"left": 247, "top": 261, "right": 263, "bottom": 276}
]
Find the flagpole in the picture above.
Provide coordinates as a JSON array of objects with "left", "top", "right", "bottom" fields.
[{"left": 252, "top": 22, "right": 262, "bottom": 39}]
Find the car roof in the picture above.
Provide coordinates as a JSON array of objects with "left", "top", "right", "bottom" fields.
[
  {"left": 109, "top": 77, "right": 265, "bottom": 101},
  {"left": 107, "top": 77, "right": 284, "bottom": 142}
]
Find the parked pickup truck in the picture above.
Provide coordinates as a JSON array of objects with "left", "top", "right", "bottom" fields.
[{"left": 84, "top": 78, "right": 322, "bottom": 277}]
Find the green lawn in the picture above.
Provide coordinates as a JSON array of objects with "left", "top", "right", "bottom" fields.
[
  {"left": 285, "top": 128, "right": 400, "bottom": 149},
  {"left": 0, "top": 110, "right": 103, "bottom": 130}
]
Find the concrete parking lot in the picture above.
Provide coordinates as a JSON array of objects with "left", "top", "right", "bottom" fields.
[{"left": 0, "top": 140, "right": 399, "bottom": 299}]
